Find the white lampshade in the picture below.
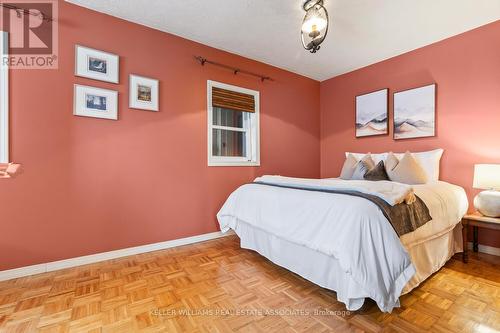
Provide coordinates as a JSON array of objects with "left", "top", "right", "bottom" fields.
[{"left": 473, "top": 164, "right": 500, "bottom": 190}]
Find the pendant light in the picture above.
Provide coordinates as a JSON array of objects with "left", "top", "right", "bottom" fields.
[{"left": 301, "top": 0, "right": 329, "bottom": 53}]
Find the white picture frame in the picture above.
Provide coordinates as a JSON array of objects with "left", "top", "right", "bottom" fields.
[
  {"left": 0, "top": 31, "right": 9, "bottom": 163},
  {"left": 394, "top": 84, "right": 436, "bottom": 140},
  {"left": 74, "top": 84, "right": 118, "bottom": 120},
  {"left": 129, "top": 74, "right": 159, "bottom": 111},
  {"left": 75, "top": 45, "right": 119, "bottom": 83},
  {"left": 355, "top": 88, "right": 388, "bottom": 137}
]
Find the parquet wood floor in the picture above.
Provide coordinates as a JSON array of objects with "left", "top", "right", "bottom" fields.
[{"left": 0, "top": 235, "right": 498, "bottom": 332}]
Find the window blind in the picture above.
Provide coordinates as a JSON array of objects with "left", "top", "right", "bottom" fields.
[{"left": 212, "top": 87, "right": 255, "bottom": 113}]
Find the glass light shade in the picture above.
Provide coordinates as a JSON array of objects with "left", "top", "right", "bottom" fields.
[
  {"left": 301, "top": 1, "right": 329, "bottom": 53},
  {"left": 473, "top": 164, "right": 500, "bottom": 190},
  {"left": 301, "top": 15, "right": 327, "bottom": 34}
]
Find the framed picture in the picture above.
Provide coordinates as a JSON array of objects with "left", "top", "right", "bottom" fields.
[
  {"left": 394, "top": 84, "right": 436, "bottom": 140},
  {"left": 129, "top": 75, "right": 159, "bottom": 111},
  {"left": 74, "top": 84, "right": 118, "bottom": 120},
  {"left": 75, "top": 45, "right": 119, "bottom": 83},
  {"left": 355, "top": 88, "right": 388, "bottom": 137}
]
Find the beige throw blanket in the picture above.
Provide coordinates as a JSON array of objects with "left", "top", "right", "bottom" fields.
[{"left": 255, "top": 176, "right": 416, "bottom": 206}]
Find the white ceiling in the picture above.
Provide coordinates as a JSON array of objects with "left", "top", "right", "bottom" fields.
[{"left": 66, "top": 0, "right": 500, "bottom": 81}]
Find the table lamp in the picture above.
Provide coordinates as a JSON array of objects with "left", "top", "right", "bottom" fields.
[{"left": 473, "top": 164, "right": 500, "bottom": 217}]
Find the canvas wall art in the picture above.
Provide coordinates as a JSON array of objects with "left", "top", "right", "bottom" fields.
[
  {"left": 355, "top": 88, "right": 388, "bottom": 137},
  {"left": 394, "top": 84, "right": 436, "bottom": 139}
]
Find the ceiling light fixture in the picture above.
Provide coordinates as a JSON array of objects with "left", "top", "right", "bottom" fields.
[{"left": 301, "top": 0, "right": 329, "bottom": 53}]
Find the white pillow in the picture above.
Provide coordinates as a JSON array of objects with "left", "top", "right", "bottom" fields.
[
  {"left": 345, "top": 149, "right": 443, "bottom": 182},
  {"left": 345, "top": 152, "right": 387, "bottom": 164},
  {"left": 393, "top": 149, "right": 443, "bottom": 182},
  {"left": 339, "top": 153, "right": 358, "bottom": 180}
]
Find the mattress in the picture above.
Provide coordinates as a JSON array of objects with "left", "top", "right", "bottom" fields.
[{"left": 217, "top": 179, "right": 468, "bottom": 312}]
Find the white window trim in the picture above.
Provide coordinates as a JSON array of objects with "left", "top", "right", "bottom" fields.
[
  {"left": 0, "top": 31, "right": 8, "bottom": 164},
  {"left": 207, "top": 80, "right": 260, "bottom": 167}
]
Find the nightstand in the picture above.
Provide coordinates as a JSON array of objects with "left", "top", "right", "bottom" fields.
[{"left": 461, "top": 212, "right": 500, "bottom": 263}]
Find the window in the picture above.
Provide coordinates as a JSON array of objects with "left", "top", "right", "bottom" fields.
[
  {"left": 207, "top": 80, "right": 260, "bottom": 166},
  {"left": 0, "top": 31, "right": 8, "bottom": 163}
]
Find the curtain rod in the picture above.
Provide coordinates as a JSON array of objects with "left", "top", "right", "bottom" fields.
[
  {"left": 0, "top": 4, "right": 53, "bottom": 22},
  {"left": 195, "top": 56, "right": 273, "bottom": 82}
]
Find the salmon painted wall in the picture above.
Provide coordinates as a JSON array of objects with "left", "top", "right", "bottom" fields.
[
  {"left": 0, "top": 1, "right": 320, "bottom": 270},
  {"left": 320, "top": 20, "right": 500, "bottom": 248}
]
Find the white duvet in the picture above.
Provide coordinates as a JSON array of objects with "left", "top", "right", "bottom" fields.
[{"left": 217, "top": 177, "right": 468, "bottom": 312}]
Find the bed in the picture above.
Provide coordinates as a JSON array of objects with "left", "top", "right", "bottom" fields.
[{"left": 216, "top": 176, "right": 468, "bottom": 312}]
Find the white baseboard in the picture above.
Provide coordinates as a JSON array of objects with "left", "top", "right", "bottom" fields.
[
  {"left": 0, "top": 230, "right": 234, "bottom": 282},
  {"left": 467, "top": 242, "right": 500, "bottom": 256}
]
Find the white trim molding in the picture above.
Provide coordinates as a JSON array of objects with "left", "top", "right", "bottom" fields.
[
  {"left": 207, "top": 80, "right": 260, "bottom": 167},
  {"left": 0, "top": 230, "right": 234, "bottom": 282},
  {"left": 467, "top": 242, "right": 500, "bottom": 256},
  {"left": 0, "top": 31, "right": 9, "bottom": 163}
]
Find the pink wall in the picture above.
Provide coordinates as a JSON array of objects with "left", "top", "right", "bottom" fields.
[
  {"left": 2, "top": 2, "right": 497, "bottom": 271},
  {"left": 0, "top": 1, "right": 320, "bottom": 270},
  {"left": 320, "top": 20, "right": 500, "bottom": 248}
]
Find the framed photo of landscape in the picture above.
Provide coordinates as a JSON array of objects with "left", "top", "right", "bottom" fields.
[
  {"left": 393, "top": 84, "right": 436, "bottom": 140},
  {"left": 129, "top": 74, "right": 159, "bottom": 111},
  {"left": 355, "top": 88, "right": 388, "bottom": 137},
  {"left": 74, "top": 84, "right": 118, "bottom": 120},
  {"left": 75, "top": 45, "right": 119, "bottom": 83}
]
